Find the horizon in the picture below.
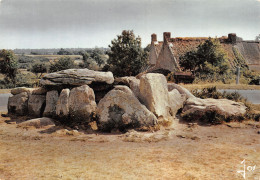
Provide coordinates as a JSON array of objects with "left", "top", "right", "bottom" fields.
[{"left": 0, "top": 0, "right": 259, "bottom": 49}]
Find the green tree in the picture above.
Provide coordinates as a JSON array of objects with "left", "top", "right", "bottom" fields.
[
  {"left": 57, "top": 48, "right": 71, "bottom": 55},
  {"left": 179, "top": 38, "right": 229, "bottom": 74},
  {"left": 179, "top": 50, "right": 198, "bottom": 71},
  {"left": 49, "top": 56, "right": 75, "bottom": 72},
  {"left": 81, "top": 52, "right": 91, "bottom": 68},
  {"left": 0, "top": 49, "right": 18, "bottom": 85},
  {"left": 31, "top": 62, "right": 47, "bottom": 78},
  {"left": 107, "top": 30, "right": 148, "bottom": 77},
  {"left": 90, "top": 48, "right": 105, "bottom": 67}
]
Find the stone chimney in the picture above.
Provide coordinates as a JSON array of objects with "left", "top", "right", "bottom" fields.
[
  {"left": 228, "top": 33, "right": 237, "bottom": 43},
  {"left": 163, "top": 32, "right": 171, "bottom": 42},
  {"left": 151, "top": 33, "right": 157, "bottom": 43}
]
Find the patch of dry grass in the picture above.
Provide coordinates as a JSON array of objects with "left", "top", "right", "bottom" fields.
[
  {"left": 0, "top": 89, "right": 11, "bottom": 94},
  {"left": 0, "top": 114, "right": 259, "bottom": 180},
  {"left": 182, "top": 83, "right": 260, "bottom": 91}
]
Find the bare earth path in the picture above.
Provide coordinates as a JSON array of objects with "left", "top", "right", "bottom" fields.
[{"left": 0, "top": 113, "right": 259, "bottom": 180}]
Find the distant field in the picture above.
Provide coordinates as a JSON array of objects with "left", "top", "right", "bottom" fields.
[{"left": 25, "top": 54, "right": 83, "bottom": 60}]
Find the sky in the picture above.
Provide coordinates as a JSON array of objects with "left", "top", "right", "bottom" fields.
[{"left": 0, "top": 0, "right": 259, "bottom": 49}]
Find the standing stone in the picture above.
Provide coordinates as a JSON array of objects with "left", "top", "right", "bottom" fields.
[
  {"left": 140, "top": 73, "right": 171, "bottom": 118},
  {"left": 68, "top": 85, "right": 97, "bottom": 122},
  {"left": 43, "top": 90, "right": 59, "bottom": 117},
  {"left": 97, "top": 86, "right": 157, "bottom": 131},
  {"left": 56, "top": 89, "right": 70, "bottom": 118},
  {"left": 8, "top": 92, "right": 29, "bottom": 116},
  {"left": 115, "top": 76, "right": 141, "bottom": 99},
  {"left": 28, "top": 95, "right": 46, "bottom": 117}
]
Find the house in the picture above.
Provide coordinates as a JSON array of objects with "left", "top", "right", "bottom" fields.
[{"left": 148, "top": 32, "right": 260, "bottom": 72}]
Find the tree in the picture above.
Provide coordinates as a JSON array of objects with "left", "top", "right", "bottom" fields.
[
  {"left": 0, "top": 49, "right": 18, "bottom": 85},
  {"left": 179, "top": 38, "right": 229, "bottom": 75},
  {"left": 106, "top": 30, "right": 148, "bottom": 77},
  {"left": 57, "top": 48, "right": 71, "bottom": 55},
  {"left": 31, "top": 62, "right": 47, "bottom": 78},
  {"left": 81, "top": 52, "right": 91, "bottom": 68},
  {"left": 49, "top": 56, "right": 75, "bottom": 72},
  {"left": 90, "top": 48, "right": 105, "bottom": 67}
]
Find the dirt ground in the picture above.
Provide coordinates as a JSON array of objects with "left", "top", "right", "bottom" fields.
[{"left": 0, "top": 112, "right": 259, "bottom": 180}]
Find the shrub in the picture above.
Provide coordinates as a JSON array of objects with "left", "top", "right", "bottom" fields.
[
  {"left": 0, "top": 49, "right": 18, "bottom": 85},
  {"left": 31, "top": 62, "right": 48, "bottom": 78},
  {"left": 49, "top": 56, "right": 75, "bottom": 72}
]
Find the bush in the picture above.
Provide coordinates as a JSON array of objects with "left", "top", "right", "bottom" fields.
[
  {"left": 0, "top": 49, "right": 18, "bottom": 85},
  {"left": 0, "top": 72, "right": 37, "bottom": 89},
  {"left": 191, "top": 86, "right": 246, "bottom": 102},
  {"left": 31, "top": 62, "right": 48, "bottom": 78},
  {"left": 49, "top": 56, "right": 75, "bottom": 72}
]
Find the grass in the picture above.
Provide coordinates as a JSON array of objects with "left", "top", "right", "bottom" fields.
[
  {"left": 26, "top": 55, "right": 82, "bottom": 60},
  {"left": 182, "top": 82, "right": 260, "bottom": 91},
  {"left": 0, "top": 89, "right": 11, "bottom": 94}
]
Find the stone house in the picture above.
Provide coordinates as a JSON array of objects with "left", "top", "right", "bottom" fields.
[{"left": 148, "top": 32, "right": 260, "bottom": 72}]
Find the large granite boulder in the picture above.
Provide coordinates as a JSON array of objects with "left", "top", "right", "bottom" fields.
[
  {"left": 40, "top": 68, "right": 114, "bottom": 87},
  {"left": 8, "top": 92, "right": 29, "bottom": 116},
  {"left": 182, "top": 97, "right": 247, "bottom": 121},
  {"left": 115, "top": 76, "right": 141, "bottom": 99},
  {"left": 56, "top": 89, "right": 70, "bottom": 118},
  {"left": 97, "top": 86, "right": 158, "bottom": 132},
  {"left": 68, "top": 85, "right": 97, "bottom": 122},
  {"left": 11, "top": 87, "right": 47, "bottom": 95},
  {"left": 139, "top": 73, "right": 172, "bottom": 119},
  {"left": 43, "top": 90, "right": 59, "bottom": 117},
  {"left": 167, "top": 83, "right": 195, "bottom": 99},
  {"left": 28, "top": 95, "right": 46, "bottom": 117},
  {"left": 168, "top": 89, "right": 186, "bottom": 115}
]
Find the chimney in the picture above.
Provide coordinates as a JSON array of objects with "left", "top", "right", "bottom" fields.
[
  {"left": 163, "top": 32, "right": 171, "bottom": 42},
  {"left": 151, "top": 33, "right": 157, "bottom": 43},
  {"left": 228, "top": 33, "right": 237, "bottom": 44}
]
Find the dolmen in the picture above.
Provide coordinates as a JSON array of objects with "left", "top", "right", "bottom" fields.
[{"left": 7, "top": 68, "right": 247, "bottom": 132}]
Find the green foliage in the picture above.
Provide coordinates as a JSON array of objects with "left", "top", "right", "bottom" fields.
[
  {"left": 179, "top": 50, "right": 198, "bottom": 71},
  {"left": 193, "top": 72, "right": 236, "bottom": 84},
  {"left": 232, "top": 47, "right": 248, "bottom": 70},
  {"left": 0, "top": 49, "right": 18, "bottom": 85},
  {"left": 0, "top": 72, "right": 37, "bottom": 89},
  {"left": 90, "top": 48, "right": 105, "bottom": 67},
  {"left": 179, "top": 38, "right": 230, "bottom": 75},
  {"left": 18, "top": 55, "right": 35, "bottom": 63},
  {"left": 191, "top": 86, "right": 246, "bottom": 102},
  {"left": 107, "top": 30, "right": 148, "bottom": 77},
  {"left": 31, "top": 62, "right": 48, "bottom": 78},
  {"left": 80, "top": 49, "right": 107, "bottom": 69},
  {"left": 49, "top": 56, "right": 75, "bottom": 72},
  {"left": 240, "top": 69, "right": 260, "bottom": 85},
  {"left": 57, "top": 48, "right": 71, "bottom": 55}
]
